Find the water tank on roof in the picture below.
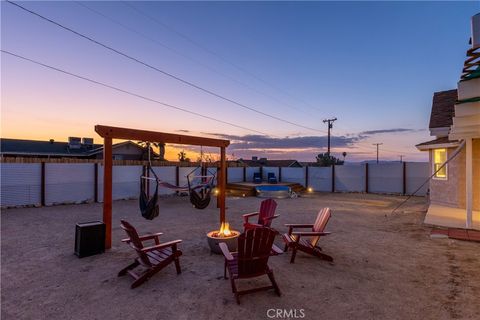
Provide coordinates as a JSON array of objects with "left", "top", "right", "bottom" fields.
[
  {"left": 68, "top": 137, "right": 81, "bottom": 149},
  {"left": 82, "top": 138, "right": 94, "bottom": 148}
]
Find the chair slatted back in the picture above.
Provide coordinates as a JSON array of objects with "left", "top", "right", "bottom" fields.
[
  {"left": 120, "top": 220, "right": 152, "bottom": 267},
  {"left": 258, "top": 199, "right": 277, "bottom": 227},
  {"left": 237, "top": 227, "right": 277, "bottom": 278},
  {"left": 310, "top": 208, "right": 331, "bottom": 246}
]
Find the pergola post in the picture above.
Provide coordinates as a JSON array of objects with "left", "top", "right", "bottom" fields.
[
  {"left": 103, "top": 137, "right": 113, "bottom": 249},
  {"left": 466, "top": 138, "right": 473, "bottom": 229}
]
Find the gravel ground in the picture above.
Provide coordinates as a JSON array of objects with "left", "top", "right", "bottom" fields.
[{"left": 2, "top": 193, "right": 479, "bottom": 320}]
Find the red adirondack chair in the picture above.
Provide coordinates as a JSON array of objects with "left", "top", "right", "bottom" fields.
[
  {"left": 118, "top": 220, "right": 182, "bottom": 288},
  {"left": 282, "top": 208, "right": 333, "bottom": 263},
  {"left": 220, "top": 227, "right": 283, "bottom": 304},
  {"left": 243, "top": 199, "right": 279, "bottom": 231}
]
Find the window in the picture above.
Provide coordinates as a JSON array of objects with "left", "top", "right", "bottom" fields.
[{"left": 433, "top": 148, "right": 447, "bottom": 179}]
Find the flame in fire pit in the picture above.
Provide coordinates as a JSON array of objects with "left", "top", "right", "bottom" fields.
[
  {"left": 210, "top": 222, "right": 238, "bottom": 238},
  {"left": 219, "top": 222, "right": 232, "bottom": 237}
]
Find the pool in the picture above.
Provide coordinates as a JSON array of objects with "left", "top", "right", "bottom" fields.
[{"left": 255, "top": 185, "right": 292, "bottom": 199}]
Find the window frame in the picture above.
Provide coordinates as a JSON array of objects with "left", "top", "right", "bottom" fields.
[{"left": 432, "top": 148, "right": 448, "bottom": 180}]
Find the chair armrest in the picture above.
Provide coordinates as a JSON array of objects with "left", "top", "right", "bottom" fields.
[
  {"left": 284, "top": 224, "right": 314, "bottom": 228},
  {"left": 219, "top": 242, "right": 234, "bottom": 261},
  {"left": 271, "top": 244, "right": 284, "bottom": 255},
  {"left": 291, "top": 231, "right": 331, "bottom": 236},
  {"left": 139, "top": 232, "right": 163, "bottom": 241},
  {"left": 141, "top": 239, "right": 182, "bottom": 252},
  {"left": 242, "top": 212, "right": 259, "bottom": 223},
  {"left": 264, "top": 214, "right": 280, "bottom": 221}
]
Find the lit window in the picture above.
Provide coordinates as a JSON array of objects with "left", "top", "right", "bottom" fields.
[{"left": 433, "top": 149, "right": 447, "bottom": 179}]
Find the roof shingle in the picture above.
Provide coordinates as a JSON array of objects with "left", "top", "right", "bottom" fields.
[{"left": 429, "top": 89, "right": 457, "bottom": 129}]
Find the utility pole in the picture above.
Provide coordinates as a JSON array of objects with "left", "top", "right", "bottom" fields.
[
  {"left": 372, "top": 143, "right": 383, "bottom": 163},
  {"left": 323, "top": 117, "right": 337, "bottom": 156},
  {"left": 399, "top": 155, "right": 404, "bottom": 163}
]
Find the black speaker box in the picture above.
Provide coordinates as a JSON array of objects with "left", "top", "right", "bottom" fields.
[{"left": 75, "top": 221, "right": 105, "bottom": 258}]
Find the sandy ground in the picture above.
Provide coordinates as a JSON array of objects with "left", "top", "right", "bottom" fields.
[{"left": 1, "top": 193, "right": 480, "bottom": 320}]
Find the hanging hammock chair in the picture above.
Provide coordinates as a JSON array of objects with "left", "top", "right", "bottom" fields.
[
  {"left": 187, "top": 169, "right": 216, "bottom": 209},
  {"left": 139, "top": 164, "right": 160, "bottom": 220},
  {"left": 138, "top": 143, "right": 216, "bottom": 219}
]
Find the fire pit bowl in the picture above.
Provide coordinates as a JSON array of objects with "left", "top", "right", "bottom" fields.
[{"left": 206, "top": 230, "right": 240, "bottom": 254}]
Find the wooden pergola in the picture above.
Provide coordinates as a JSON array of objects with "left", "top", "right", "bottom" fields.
[{"left": 95, "top": 125, "right": 230, "bottom": 249}]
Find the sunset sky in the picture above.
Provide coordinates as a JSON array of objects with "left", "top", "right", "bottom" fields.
[{"left": 2, "top": 1, "right": 479, "bottom": 162}]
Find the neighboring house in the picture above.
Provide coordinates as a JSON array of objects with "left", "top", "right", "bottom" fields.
[
  {"left": 237, "top": 156, "right": 302, "bottom": 167},
  {"left": 0, "top": 137, "right": 160, "bottom": 160},
  {"left": 416, "top": 13, "right": 480, "bottom": 230}
]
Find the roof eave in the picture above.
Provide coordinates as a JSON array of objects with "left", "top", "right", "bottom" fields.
[{"left": 416, "top": 141, "right": 461, "bottom": 151}]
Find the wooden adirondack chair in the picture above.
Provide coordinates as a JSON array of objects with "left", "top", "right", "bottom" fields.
[
  {"left": 118, "top": 220, "right": 182, "bottom": 288},
  {"left": 220, "top": 227, "right": 283, "bottom": 304},
  {"left": 243, "top": 199, "right": 279, "bottom": 231},
  {"left": 282, "top": 208, "right": 333, "bottom": 263}
]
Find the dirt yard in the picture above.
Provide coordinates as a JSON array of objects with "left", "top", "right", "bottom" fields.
[{"left": 1, "top": 193, "right": 479, "bottom": 320}]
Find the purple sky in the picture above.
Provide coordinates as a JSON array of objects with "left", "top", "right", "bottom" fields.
[{"left": 2, "top": 1, "right": 478, "bottom": 161}]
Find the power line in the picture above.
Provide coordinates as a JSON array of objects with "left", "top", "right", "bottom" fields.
[
  {"left": 7, "top": 0, "right": 326, "bottom": 134},
  {"left": 121, "top": 1, "right": 325, "bottom": 113},
  {"left": 75, "top": 2, "right": 316, "bottom": 117},
  {"left": 1, "top": 49, "right": 269, "bottom": 136}
]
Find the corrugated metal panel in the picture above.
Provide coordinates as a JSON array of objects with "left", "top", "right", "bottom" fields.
[
  {"left": 245, "top": 167, "right": 260, "bottom": 183},
  {"left": 45, "top": 164, "right": 95, "bottom": 205},
  {"left": 1, "top": 163, "right": 41, "bottom": 207},
  {"left": 406, "top": 162, "right": 429, "bottom": 196},
  {"left": 227, "top": 167, "right": 243, "bottom": 183},
  {"left": 262, "top": 167, "right": 279, "bottom": 181},
  {"left": 149, "top": 166, "right": 177, "bottom": 195},
  {"left": 335, "top": 165, "right": 365, "bottom": 192},
  {"left": 308, "top": 167, "right": 332, "bottom": 192},
  {"left": 178, "top": 167, "right": 200, "bottom": 189},
  {"left": 98, "top": 165, "right": 143, "bottom": 201},
  {"left": 281, "top": 167, "right": 306, "bottom": 185},
  {"left": 368, "top": 163, "right": 403, "bottom": 194}
]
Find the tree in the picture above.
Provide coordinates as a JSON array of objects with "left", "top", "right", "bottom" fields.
[
  {"left": 178, "top": 150, "right": 190, "bottom": 162},
  {"left": 315, "top": 153, "right": 344, "bottom": 167},
  {"left": 137, "top": 141, "right": 166, "bottom": 161}
]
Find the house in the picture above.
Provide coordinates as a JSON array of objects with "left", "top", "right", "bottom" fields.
[
  {"left": 236, "top": 156, "right": 302, "bottom": 167},
  {"left": 0, "top": 137, "right": 162, "bottom": 160},
  {"left": 416, "top": 13, "right": 480, "bottom": 230}
]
